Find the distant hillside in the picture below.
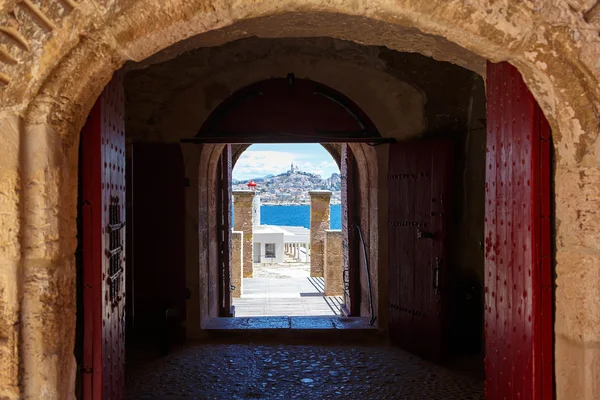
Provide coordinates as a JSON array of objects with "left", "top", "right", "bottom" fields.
[{"left": 233, "top": 169, "right": 341, "bottom": 204}]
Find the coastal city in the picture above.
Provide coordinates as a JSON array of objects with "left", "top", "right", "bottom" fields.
[{"left": 232, "top": 163, "right": 341, "bottom": 205}]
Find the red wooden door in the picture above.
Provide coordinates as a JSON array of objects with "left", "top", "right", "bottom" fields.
[
  {"left": 81, "top": 73, "right": 126, "bottom": 400},
  {"left": 218, "top": 144, "right": 233, "bottom": 316},
  {"left": 388, "top": 140, "right": 453, "bottom": 362},
  {"left": 341, "top": 144, "right": 361, "bottom": 316},
  {"left": 484, "top": 62, "right": 553, "bottom": 399}
]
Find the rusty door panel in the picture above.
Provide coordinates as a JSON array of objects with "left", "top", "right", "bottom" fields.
[
  {"left": 484, "top": 61, "right": 553, "bottom": 399},
  {"left": 388, "top": 140, "right": 453, "bottom": 362},
  {"left": 81, "top": 72, "right": 126, "bottom": 400}
]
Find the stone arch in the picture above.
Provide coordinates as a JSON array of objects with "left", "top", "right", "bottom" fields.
[
  {"left": 161, "top": 50, "right": 433, "bottom": 345},
  {"left": 196, "top": 72, "right": 381, "bottom": 328},
  {"left": 202, "top": 140, "right": 378, "bottom": 277},
  {"left": 142, "top": 50, "right": 427, "bottom": 143},
  {"left": 3, "top": 2, "right": 599, "bottom": 399}
]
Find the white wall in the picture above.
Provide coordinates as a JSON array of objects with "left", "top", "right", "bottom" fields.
[{"left": 253, "top": 231, "right": 284, "bottom": 263}]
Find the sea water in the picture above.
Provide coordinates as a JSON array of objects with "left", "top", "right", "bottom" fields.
[
  {"left": 231, "top": 204, "right": 341, "bottom": 229},
  {"left": 260, "top": 204, "right": 341, "bottom": 229}
]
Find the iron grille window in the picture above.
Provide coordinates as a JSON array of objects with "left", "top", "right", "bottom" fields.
[
  {"left": 106, "top": 196, "right": 125, "bottom": 305},
  {"left": 265, "top": 243, "right": 276, "bottom": 258}
]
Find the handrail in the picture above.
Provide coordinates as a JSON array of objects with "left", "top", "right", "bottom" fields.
[{"left": 356, "top": 225, "right": 377, "bottom": 326}]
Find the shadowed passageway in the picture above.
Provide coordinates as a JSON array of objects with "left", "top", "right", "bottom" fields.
[{"left": 126, "top": 341, "right": 484, "bottom": 399}]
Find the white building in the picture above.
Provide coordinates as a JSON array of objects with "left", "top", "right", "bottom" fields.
[
  {"left": 234, "top": 186, "right": 310, "bottom": 265},
  {"left": 252, "top": 225, "right": 310, "bottom": 264}
]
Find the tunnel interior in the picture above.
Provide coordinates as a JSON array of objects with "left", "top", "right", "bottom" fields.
[{"left": 76, "top": 35, "right": 488, "bottom": 397}]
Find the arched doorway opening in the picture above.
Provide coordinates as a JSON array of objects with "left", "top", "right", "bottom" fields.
[
  {"left": 7, "top": 2, "right": 597, "bottom": 398},
  {"left": 64, "top": 46, "right": 550, "bottom": 399},
  {"left": 230, "top": 144, "right": 344, "bottom": 318},
  {"left": 192, "top": 77, "right": 380, "bottom": 323}
]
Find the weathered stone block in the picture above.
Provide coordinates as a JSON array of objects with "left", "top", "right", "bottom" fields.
[
  {"left": 310, "top": 190, "right": 332, "bottom": 277},
  {"left": 233, "top": 190, "right": 255, "bottom": 278},
  {"left": 231, "top": 231, "right": 243, "bottom": 298},
  {"left": 324, "top": 230, "right": 343, "bottom": 297}
]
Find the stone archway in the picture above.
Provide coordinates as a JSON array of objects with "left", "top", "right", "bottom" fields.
[
  {"left": 0, "top": 2, "right": 598, "bottom": 399},
  {"left": 198, "top": 141, "right": 378, "bottom": 326}
]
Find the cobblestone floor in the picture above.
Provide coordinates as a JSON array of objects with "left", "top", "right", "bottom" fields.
[{"left": 126, "top": 342, "right": 484, "bottom": 399}]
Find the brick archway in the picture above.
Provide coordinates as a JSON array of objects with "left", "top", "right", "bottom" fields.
[{"left": 0, "top": 2, "right": 598, "bottom": 399}]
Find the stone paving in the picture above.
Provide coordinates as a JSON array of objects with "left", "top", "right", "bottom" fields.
[
  {"left": 234, "top": 261, "right": 344, "bottom": 317},
  {"left": 233, "top": 277, "right": 343, "bottom": 317},
  {"left": 126, "top": 341, "right": 484, "bottom": 399}
]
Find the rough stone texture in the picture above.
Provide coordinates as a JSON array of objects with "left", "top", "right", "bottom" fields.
[
  {"left": 126, "top": 341, "right": 484, "bottom": 399},
  {"left": 309, "top": 191, "right": 332, "bottom": 278},
  {"left": 324, "top": 230, "right": 343, "bottom": 297},
  {"left": 0, "top": 113, "right": 20, "bottom": 399},
  {"left": 231, "top": 231, "right": 243, "bottom": 299},
  {"left": 125, "top": 37, "right": 429, "bottom": 143},
  {"left": 0, "top": 0, "right": 599, "bottom": 398},
  {"left": 233, "top": 191, "right": 255, "bottom": 278}
]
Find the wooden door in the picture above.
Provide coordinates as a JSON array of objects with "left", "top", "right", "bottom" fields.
[
  {"left": 484, "top": 61, "right": 553, "bottom": 399},
  {"left": 388, "top": 140, "right": 453, "bottom": 362},
  {"left": 81, "top": 73, "right": 126, "bottom": 399},
  {"left": 218, "top": 144, "right": 233, "bottom": 316},
  {"left": 130, "top": 143, "right": 186, "bottom": 353},
  {"left": 341, "top": 144, "right": 361, "bottom": 316}
]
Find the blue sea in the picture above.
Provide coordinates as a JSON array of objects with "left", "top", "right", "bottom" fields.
[{"left": 260, "top": 204, "right": 341, "bottom": 229}]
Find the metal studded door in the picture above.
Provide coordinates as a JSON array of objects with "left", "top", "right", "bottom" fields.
[
  {"left": 81, "top": 72, "right": 126, "bottom": 400},
  {"left": 387, "top": 140, "right": 453, "bottom": 362},
  {"left": 484, "top": 62, "right": 553, "bottom": 399}
]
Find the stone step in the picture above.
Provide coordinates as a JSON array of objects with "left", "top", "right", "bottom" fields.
[{"left": 202, "top": 316, "right": 381, "bottom": 343}]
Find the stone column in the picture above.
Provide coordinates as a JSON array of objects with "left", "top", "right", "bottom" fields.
[
  {"left": 324, "top": 230, "right": 343, "bottom": 296},
  {"left": 233, "top": 190, "right": 255, "bottom": 278},
  {"left": 309, "top": 190, "right": 332, "bottom": 277},
  {"left": 231, "top": 231, "right": 243, "bottom": 298}
]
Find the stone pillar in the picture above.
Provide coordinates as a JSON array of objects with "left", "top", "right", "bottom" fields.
[
  {"left": 231, "top": 231, "right": 243, "bottom": 298},
  {"left": 309, "top": 190, "right": 332, "bottom": 277},
  {"left": 233, "top": 190, "right": 255, "bottom": 278},
  {"left": 324, "top": 230, "right": 343, "bottom": 296}
]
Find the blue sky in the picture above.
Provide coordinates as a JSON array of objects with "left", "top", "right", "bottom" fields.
[{"left": 233, "top": 144, "right": 339, "bottom": 181}]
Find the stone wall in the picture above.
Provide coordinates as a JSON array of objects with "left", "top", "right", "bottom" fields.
[
  {"left": 233, "top": 191, "right": 254, "bottom": 278},
  {"left": 309, "top": 191, "right": 332, "bottom": 277},
  {"left": 231, "top": 231, "right": 243, "bottom": 299},
  {"left": 0, "top": 113, "right": 21, "bottom": 399},
  {"left": 324, "top": 230, "right": 343, "bottom": 297}
]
